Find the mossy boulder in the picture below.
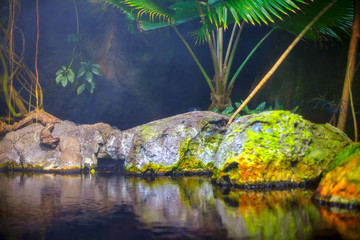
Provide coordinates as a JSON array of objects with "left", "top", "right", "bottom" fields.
[
  {"left": 313, "top": 143, "right": 360, "bottom": 206},
  {"left": 213, "top": 111, "right": 351, "bottom": 186},
  {"left": 125, "top": 111, "right": 228, "bottom": 175}
]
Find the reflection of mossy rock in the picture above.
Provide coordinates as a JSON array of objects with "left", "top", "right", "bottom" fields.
[
  {"left": 213, "top": 111, "right": 351, "bottom": 186},
  {"left": 314, "top": 143, "right": 360, "bottom": 206},
  {"left": 214, "top": 187, "right": 321, "bottom": 240},
  {"left": 318, "top": 207, "right": 360, "bottom": 240},
  {"left": 125, "top": 111, "right": 228, "bottom": 175}
]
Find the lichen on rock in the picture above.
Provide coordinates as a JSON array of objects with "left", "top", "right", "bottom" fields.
[{"left": 212, "top": 110, "right": 351, "bottom": 187}]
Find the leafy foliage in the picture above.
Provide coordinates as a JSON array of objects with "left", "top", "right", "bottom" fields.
[
  {"left": 55, "top": 33, "right": 103, "bottom": 95},
  {"left": 55, "top": 66, "right": 75, "bottom": 88},
  {"left": 212, "top": 99, "right": 299, "bottom": 118},
  {"left": 76, "top": 61, "right": 102, "bottom": 95},
  {"left": 106, "top": 0, "right": 306, "bottom": 30},
  {"left": 274, "top": 0, "right": 353, "bottom": 40}
]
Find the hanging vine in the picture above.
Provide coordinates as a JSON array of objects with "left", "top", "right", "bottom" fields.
[{"left": 0, "top": 0, "right": 43, "bottom": 123}]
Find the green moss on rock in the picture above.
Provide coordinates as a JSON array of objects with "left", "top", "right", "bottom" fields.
[
  {"left": 314, "top": 143, "right": 360, "bottom": 205},
  {"left": 213, "top": 111, "right": 351, "bottom": 186}
]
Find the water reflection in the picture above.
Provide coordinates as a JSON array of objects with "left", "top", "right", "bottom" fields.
[{"left": 0, "top": 172, "right": 359, "bottom": 239}]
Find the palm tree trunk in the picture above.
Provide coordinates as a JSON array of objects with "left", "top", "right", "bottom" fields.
[
  {"left": 337, "top": 0, "right": 360, "bottom": 134},
  {"left": 227, "top": 0, "right": 339, "bottom": 125}
]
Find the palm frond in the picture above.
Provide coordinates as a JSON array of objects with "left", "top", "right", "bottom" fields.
[
  {"left": 208, "top": 0, "right": 307, "bottom": 26},
  {"left": 140, "top": 1, "right": 207, "bottom": 30},
  {"left": 274, "top": 0, "right": 353, "bottom": 40},
  {"left": 106, "top": 0, "right": 175, "bottom": 22}
]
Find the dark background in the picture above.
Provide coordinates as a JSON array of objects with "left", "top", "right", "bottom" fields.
[{"left": 2, "top": 0, "right": 357, "bottom": 133}]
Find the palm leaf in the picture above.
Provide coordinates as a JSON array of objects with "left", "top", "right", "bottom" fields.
[
  {"left": 140, "top": 1, "right": 207, "bottom": 30},
  {"left": 208, "top": 0, "right": 307, "bottom": 26},
  {"left": 274, "top": 0, "right": 353, "bottom": 40},
  {"left": 106, "top": 0, "right": 175, "bottom": 22}
]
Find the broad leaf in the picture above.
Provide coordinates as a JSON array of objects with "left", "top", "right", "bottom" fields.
[
  {"left": 77, "top": 83, "right": 86, "bottom": 95},
  {"left": 255, "top": 102, "right": 266, "bottom": 112},
  {"left": 221, "top": 106, "right": 234, "bottom": 116},
  {"left": 77, "top": 65, "right": 86, "bottom": 78},
  {"left": 68, "top": 69, "right": 75, "bottom": 83},
  {"left": 56, "top": 69, "right": 64, "bottom": 75},
  {"left": 88, "top": 81, "right": 96, "bottom": 94},
  {"left": 61, "top": 65, "right": 67, "bottom": 70},
  {"left": 61, "top": 76, "right": 68, "bottom": 88},
  {"left": 273, "top": 0, "right": 353, "bottom": 40},
  {"left": 55, "top": 74, "right": 63, "bottom": 84},
  {"left": 86, "top": 71, "right": 93, "bottom": 83},
  {"left": 91, "top": 64, "right": 102, "bottom": 76}
]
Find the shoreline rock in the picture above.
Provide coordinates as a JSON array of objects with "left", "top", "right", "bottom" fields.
[
  {"left": 313, "top": 143, "right": 360, "bottom": 206},
  {"left": 0, "top": 111, "right": 353, "bottom": 188},
  {"left": 212, "top": 111, "right": 351, "bottom": 186}
]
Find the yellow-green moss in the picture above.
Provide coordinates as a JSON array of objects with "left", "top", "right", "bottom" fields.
[
  {"left": 314, "top": 143, "right": 360, "bottom": 205},
  {"left": 23, "top": 164, "right": 44, "bottom": 170},
  {"left": 139, "top": 125, "right": 161, "bottom": 142},
  {"left": 0, "top": 160, "right": 21, "bottom": 169},
  {"left": 214, "top": 111, "right": 350, "bottom": 185},
  {"left": 327, "top": 143, "right": 360, "bottom": 172}
]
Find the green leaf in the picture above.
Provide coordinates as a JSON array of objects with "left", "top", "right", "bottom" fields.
[
  {"left": 77, "top": 83, "right": 86, "bottom": 95},
  {"left": 90, "top": 79, "right": 96, "bottom": 90},
  {"left": 90, "top": 64, "right": 102, "bottom": 76},
  {"left": 88, "top": 81, "right": 96, "bottom": 94},
  {"left": 291, "top": 106, "right": 299, "bottom": 113},
  {"left": 222, "top": 106, "right": 234, "bottom": 116},
  {"left": 68, "top": 69, "right": 75, "bottom": 83},
  {"left": 77, "top": 65, "right": 86, "bottom": 78},
  {"left": 85, "top": 71, "right": 93, "bottom": 83},
  {"left": 61, "top": 65, "right": 67, "bottom": 70},
  {"left": 212, "top": 107, "right": 219, "bottom": 113},
  {"left": 255, "top": 102, "right": 266, "bottom": 112},
  {"left": 56, "top": 69, "right": 64, "bottom": 75},
  {"left": 79, "top": 61, "right": 88, "bottom": 67},
  {"left": 61, "top": 76, "right": 68, "bottom": 88},
  {"left": 90, "top": 63, "right": 100, "bottom": 69},
  {"left": 55, "top": 74, "right": 63, "bottom": 84},
  {"left": 275, "top": 99, "right": 280, "bottom": 110},
  {"left": 234, "top": 102, "right": 241, "bottom": 108}
]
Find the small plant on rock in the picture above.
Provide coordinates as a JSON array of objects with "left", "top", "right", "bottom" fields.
[{"left": 213, "top": 99, "right": 299, "bottom": 118}]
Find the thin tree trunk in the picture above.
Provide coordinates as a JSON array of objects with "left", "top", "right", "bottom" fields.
[
  {"left": 337, "top": 0, "right": 360, "bottom": 133},
  {"left": 227, "top": 0, "right": 339, "bottom": 125}
]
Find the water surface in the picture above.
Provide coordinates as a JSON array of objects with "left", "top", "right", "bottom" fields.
[{"left": 0, "top": 172, "right": 359, "bottom": 239}]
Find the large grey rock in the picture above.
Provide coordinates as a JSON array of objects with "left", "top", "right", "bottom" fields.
[
  {"left": 0, "top": 121, "right": 113, "bottom": 171},
  {"left": 123, "top": 111, "right": 228, "bottom": 174}
]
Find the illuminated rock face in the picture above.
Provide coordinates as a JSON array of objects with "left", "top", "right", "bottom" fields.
[
  {"left": 212, "top": 111, "right": 351, "bottom": 186},
  {"left": 122, "top": 111, "right": 228, "bottom": 175},
  {"left": 0, "top": 121, "right": 113, "bottom": 171},
  {"left": 0, "top": 111, "right": 352, "bottom": 176},
  {"left": 314, "top": 143, "right": 360, "bottom": 206}
]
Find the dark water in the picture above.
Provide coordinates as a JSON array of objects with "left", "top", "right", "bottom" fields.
[{"left": 0, "top": 172, "right": 359, "bottom": 240}]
